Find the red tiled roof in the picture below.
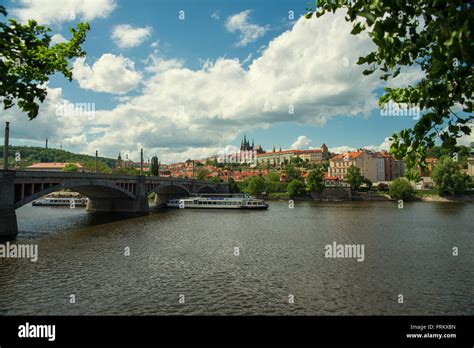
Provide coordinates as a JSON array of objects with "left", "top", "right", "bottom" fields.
[
  {"left": 331, "top": 151, "right": 363, "bottom": 160},
  {"left": 324, "top": 176, "right": 340, "bottom": 181},
  {"left": 256, "top": 149, "right": 322, "bottom": 157}
]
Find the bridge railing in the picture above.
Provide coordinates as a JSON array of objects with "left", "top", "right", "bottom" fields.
[
  {"left": 9, "top": 170, "right": 228, "bottom": 187},
  {"left": 13, "top": 170, "right": 146, "bottom": 181}
]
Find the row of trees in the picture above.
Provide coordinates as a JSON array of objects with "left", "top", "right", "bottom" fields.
[
  {"left": 232, "top": 166, "right": 326, "bottom": 198},
  {"left": 335, "top": 157, "right": 472, "bottom": 198},
  {"left": 61, "top": 155, "right": 162, "bottom": 176},
  {"left": 234, "top": 155, "right": 472, "bottom": 199},
  {"left": 388, "top": 156, "right": 472, "bottom": 200}
]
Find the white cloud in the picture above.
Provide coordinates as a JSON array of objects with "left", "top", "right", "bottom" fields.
[
  {"left": 458, "top": 132, "right": 474, "bottom": 146},
  {"left": 376, "top": 137, "right": 393, "bottom": 151},
  {"left": 78, "top": 11, "right": 382, "bottom": 161},
  {"left": 386, "top": 67, "right": 425, "bottom": 89},
  {"left": 73, "top": 54, "right": 142, "bottom": 94},
  {"left": 329, "top": 146, "right": 357, "bottom": 154},
  {"left": 211, "top": 12, "right": 220, "bottom": 20},
  {"left": 217, "top": 145, "right": 240, "bottom": 156},
  {"left": 3, "top": 10, "right": 423, "bottom": 163},
  {"left": 225, "top": 10, "right": 267, "bottom": 47},
  {"left": 64, "top": 134, "right": 88, "bottom": 147},
  {"left": 242, "top": 53, "right": 253, "bottom": 65},
  {"left": 50, "top": 34, "right": 67, "bottom": 45},
  {"left": 144, "top": 53, "right": 184, "bottom": 74},
  {"left": 112, "top": 24, "right": 152, "bottom": 49},
  {"left": 11, "top": 0, "right": 116, "bottom": 25},
  {"left": 0, "top": 85, "right": 97, "bottom": 154},
  {"left": 446, "top": 123, "right": 474, "bottom": 147},
  {"left": 329, "top": 137, "right": 393, "bottom": 154},
  {"left": 291, "top": 135, "right": 312, "bottom": 150}
]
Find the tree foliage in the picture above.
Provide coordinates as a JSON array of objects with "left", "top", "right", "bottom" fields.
[
  {"left": 111, "top": 167, "right": 140, "bottom": 175},
  {"left": 345, "top": 165, "right": 365, "bottom": 190},
  {"left": 264, "top": 180, "right": 287, "bottom": 194},
  {"left": 284, "top": 164, "right": 300, "bottom": 181},
  {"left": 227, "top": 176, "right": 239, "bottom": 193},
  {"left": 363, "top": 177, "right": 373, "bottom": 190},
  {"left": 244, "top": 175, "right": 265, "bottom": 197},
  {"left": 210, "top": 176, "right": 222, "bottom": 183},
  {"left": 389, "top": 177, "right": 415, "bottom": 200},
  {"left": 307, "top": 1, "right": 473, "bottom": 181},
  {"left": 150, "top": 156, "right": 159, "bottom": 176},
  {"left": 84, "top": 159, "right": 111, "bottom": 174},
  {"left": 0, "top": 6, "right": 90, "bottom": 119},
  {"left": 62, "top": 163, "right": 79, "bottom": 172},
  {"left": 376, "top": 182, "right": 389, "bottom": 192},
  {"left": 287, "top": 179, "right": 306, "bottom": 197},
  {"left": 306, "top": 166, "right": 325, "bottom": 192},
  {"left": 265, "top": 170, "right": 280, "bottom": 182},
  {"left": 196, "top": 168, "right": 210, "bottom": 181},
  {"left": 431, "top": 156, "right": 471, "bottom": 195},
  {"left": 0, "top": 145, "right": 115, "bottom": 169}
]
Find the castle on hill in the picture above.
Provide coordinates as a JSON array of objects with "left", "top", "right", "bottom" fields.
[{"left": 240, "top": 135, "right": 265, "bottom": 154}]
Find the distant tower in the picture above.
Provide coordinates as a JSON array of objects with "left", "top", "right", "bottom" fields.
[
  {"left": 241, "top": 135, "right": 253, "bottom": 151},
  {"left": 117, "top": 153, "right": 123, "bottom": 168},
  {"left": 45, "top": 138, "right": 48, "bottom": 149},
  {"left": 321, "top": 143, "right": 328, "bottom": 159}
]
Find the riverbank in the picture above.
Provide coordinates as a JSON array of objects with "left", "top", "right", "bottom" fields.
[
  {"left": 264, "top": 192, "right": 474, "bottom": 202},
  {"left": 417, "top": 194, "right": 474, "bottom": 202}
]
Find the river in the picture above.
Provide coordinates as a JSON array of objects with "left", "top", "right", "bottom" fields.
[{"left": 0, "top": 201, "right": 472, "bottom": 315}]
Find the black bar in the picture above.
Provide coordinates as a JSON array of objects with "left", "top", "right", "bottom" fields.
[{"left": 0, "top": 316, "right": 472, "bottom": 346}]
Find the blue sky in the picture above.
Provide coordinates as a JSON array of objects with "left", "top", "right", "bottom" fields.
[{"left": 1, "top": 0, "right": 423, "bottom": 163}]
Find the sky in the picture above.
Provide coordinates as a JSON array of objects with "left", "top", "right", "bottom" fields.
[{"left": 1, "top": 0, "right": 468, "bottom": 164}]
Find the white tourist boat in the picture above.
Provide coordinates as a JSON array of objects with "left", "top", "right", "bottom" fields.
[
  {"left": 166, "top": 193, "right": 269, "bottom": 209},
  {"left": 32, "top": 197, "right": 88, "bottom": 207}
]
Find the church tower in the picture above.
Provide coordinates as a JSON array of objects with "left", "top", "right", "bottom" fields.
[
  {"left": 117, "top": 153, "right": 123, "bottom": 168},
  {"left": 321, "top": 143, "right": 328, "bottom": 159}
]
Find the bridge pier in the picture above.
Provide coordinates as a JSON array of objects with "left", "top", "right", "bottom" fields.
[
  {"left": 0, "top": 171, "right": 18, "bottom": 239},
  {"left": 86, "top": 176, "right": 149, "bottom": 213},
  {"left": 86, "top": 196, "right": 149, "bottom": 213}
]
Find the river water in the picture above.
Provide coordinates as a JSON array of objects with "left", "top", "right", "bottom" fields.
[{"left": 0, "top": 201, "right": 472, "bottom": 315}]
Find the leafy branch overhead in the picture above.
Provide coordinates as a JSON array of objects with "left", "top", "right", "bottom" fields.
[
  {"left": 0, "top": 5, "right": 90, "bottom": 119},
  {"left": 306, "top": 0, "right": 473, "bottom": 180}
]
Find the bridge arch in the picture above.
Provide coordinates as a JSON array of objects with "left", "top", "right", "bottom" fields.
[
  {"left": 149, "top": 182, "right": 191, "bottom": 203},
  {"left": 196, "top": 185, "right": 218, "bottom": 193},
  {"left": 14, "top": 179, "right": 136, "bottom": 209}
]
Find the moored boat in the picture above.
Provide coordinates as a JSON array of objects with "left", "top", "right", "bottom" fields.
[
  {"left": 166, "top": 193, "right": 269, "bottom": 209},
  {"left": 32, "top": 197, "right": 88, "bottom": 207}
]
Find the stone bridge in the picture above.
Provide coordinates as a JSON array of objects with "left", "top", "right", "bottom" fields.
[{"left": 0, "top": 170, "right": 229, "bottom": 239}]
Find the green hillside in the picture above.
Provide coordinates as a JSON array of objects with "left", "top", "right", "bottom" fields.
[{"left": 0, "top": 145, "right": 117, "bottom": 170}]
